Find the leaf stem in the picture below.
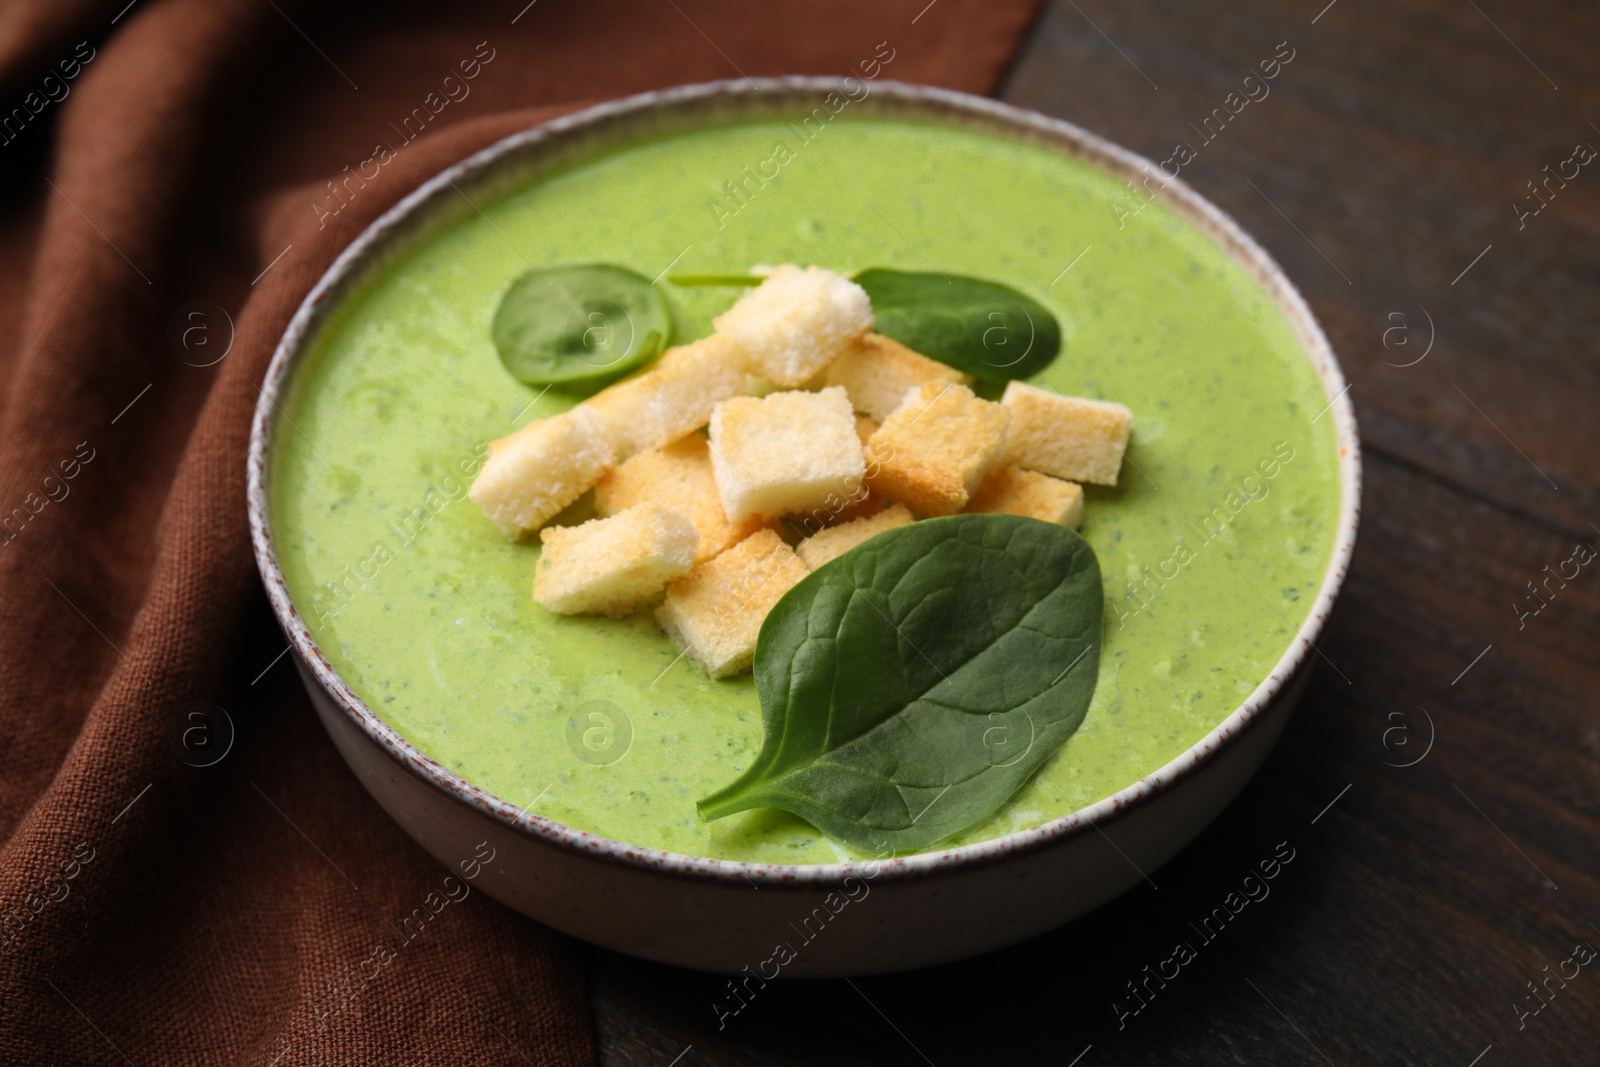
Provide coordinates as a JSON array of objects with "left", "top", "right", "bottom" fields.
[
  {"left": 667, "top": 273, "right": 763, "bottom": 287},
  {"left": 696, "top": 781, "right": 764, "bottom": 822}
]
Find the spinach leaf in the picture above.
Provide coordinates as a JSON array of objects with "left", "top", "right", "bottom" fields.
[
  {"left": 852, "top": 268, "right": 1061, "bottom": 381},
  {"left": 493, "top": 264, "right": 672, "bottom": 385},
  {"left": 698, "top": 515, "right": 1101, "bottom": 853}
]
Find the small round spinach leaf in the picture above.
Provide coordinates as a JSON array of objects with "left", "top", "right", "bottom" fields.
[
  {"left": 492, "top": 264, "right": 672, "bottom": 385},
  {"left": 698, "top": 515, "right": 1102, "bottom": 853},
  {"left": 852, "top": 268, "right": 1061, "bottom": 381}
]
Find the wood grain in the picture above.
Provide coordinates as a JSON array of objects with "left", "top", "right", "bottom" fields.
[{"left": 592, "top": 2, "right": 1600, "bottom": 1063}]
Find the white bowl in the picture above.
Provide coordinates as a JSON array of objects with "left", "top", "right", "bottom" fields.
[{"left": 247, "top": 78, "right": 1360, "bottom": 977}]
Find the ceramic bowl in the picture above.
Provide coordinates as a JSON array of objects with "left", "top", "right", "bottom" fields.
[{"left": 247, "top": 78, "right": 1360, "bottom": 977}]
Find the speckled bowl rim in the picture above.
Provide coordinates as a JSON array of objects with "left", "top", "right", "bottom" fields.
[{"left": 247, "top": 77, "right": 1360, "bottom": 890}]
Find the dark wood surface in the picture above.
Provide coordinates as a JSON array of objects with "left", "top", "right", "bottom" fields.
[{"left": 590, "top": 2, "right": 1600, "bottom": 1064}]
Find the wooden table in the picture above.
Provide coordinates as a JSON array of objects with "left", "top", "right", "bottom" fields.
[{"left": 591, "top": 2, "right": 1600, "bottom": 1063}]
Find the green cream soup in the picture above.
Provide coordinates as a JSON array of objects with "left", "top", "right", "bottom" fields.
[{"left": 270, "top": 118, "right": 1340, "bottom": 864}]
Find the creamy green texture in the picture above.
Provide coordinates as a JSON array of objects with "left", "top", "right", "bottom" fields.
[{"left": 270, "top": 118, "right": 1340, "bottom": 864}]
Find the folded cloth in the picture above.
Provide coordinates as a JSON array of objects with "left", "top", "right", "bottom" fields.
[{"left": 0, "top": 0, "right": 1039, "bottom": 1061}]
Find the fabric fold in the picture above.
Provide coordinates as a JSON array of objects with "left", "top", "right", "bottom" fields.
[{"left": 0, "top": 1, "right": 1040, "bottom": 1062}]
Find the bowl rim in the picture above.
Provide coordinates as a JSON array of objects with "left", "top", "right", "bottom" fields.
[{"left": 246, "top": 76, "right": 1361, "bottom": 890}]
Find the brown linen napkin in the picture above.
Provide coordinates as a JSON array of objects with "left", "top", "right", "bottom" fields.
[{"left": 0, "top": 0, "right": 1040, "bottom": 1062}]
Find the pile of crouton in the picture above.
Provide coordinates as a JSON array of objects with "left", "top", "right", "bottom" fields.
[{"left": 467, "top": 265, "right": 1132, "bottom": 678}]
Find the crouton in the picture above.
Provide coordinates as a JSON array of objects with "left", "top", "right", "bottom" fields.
[
  {"left": 656, "top": 334, "right": 779, "bottom": 394},
  {"left": 796, "top": 504, "right": 914, "bottom": 569},
  {"left": 1001, "top": 381, "right": 1132, "bottom": 486},
  {"left": 712, "top": 265, "right": 872, "bottom": 386},
  {"left": 579, "top": 333, "right": 757, "bottom": 460},
  {"left": 789, "top": 413, "right": 889, "bottom": 529},
  {"left": 708, "top": 386, "right": 866, "bottom": 523},
  {"left": 824, "top": 333, "right": 973, "bottom": 422},
  {"left": 533, "top": 504, "right": 698, "bottom": 616},
  {"left": 468, "top": 407, "right": 615, "bottom": 539},
  {"left": 778, "top": 416, "right": 884, "bottom": 535},
  {"left": 655, "top": 529, "right": 809, "bottom": 677},
  {"left": 965, "top": 466, "right": 1084, "bottom": 529},
  {"left": 865, "top": 382, "right": 1010, "bottom": 517},
  {"left": 593, "top": 435, "right": 766, "bottom": 563}
]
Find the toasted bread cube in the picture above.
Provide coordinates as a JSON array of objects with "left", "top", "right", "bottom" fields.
[
  {"left": 965, "top": 466, "right": 1084, "bottom": 529},
  {"left": 712, "top": 265, "right": 872, "bottom": 386},
  {"left": 824, "top": 333, "right": 973, "bottom": 422},
  {"left": 657, "top": 334, "right": 780, "bottom": 395},
  {"left": 593, "top": 435, "right": 767, "bottom": 563},
  {"left": 796, "top": 504, "right": 914, "bottom": 570},
  {"left": 865, "top": 382, "right": 1010, "bottom": 517},
  {"left": 655, "top": 530, "right": 809, "bottom": 677},
  {"left": 533, "top": 504, "right": 698, "bottom": 616},
  {"left": 1001, "top": 381, "right": 1132, "bottom": 486},
  {"left": 781, "top": 415, "right": 882, "bottom": 537},
  {"left": 579, "top": 333, "right": 757, "bottom": 460},
  {"left": 802, "top": 414, "right": 886, "bottom": 527},
  {"left": 708, "top": 387, "right": 866, "bottom": 523},
  {"left": 468, "top": 407, "right": 615, "bottom": 539}
]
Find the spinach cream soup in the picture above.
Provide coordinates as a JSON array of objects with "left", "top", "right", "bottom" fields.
[{"left": 269, "top": 118, "right": 1340, "bottom": 864}]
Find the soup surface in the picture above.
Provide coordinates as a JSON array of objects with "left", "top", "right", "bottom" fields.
[{"left": 270, "top": 116, "right": 1340, "bottom": 864}]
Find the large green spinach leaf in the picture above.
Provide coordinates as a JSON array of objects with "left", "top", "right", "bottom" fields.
[
  {"left": 852, "top": 268, "right": 1061, "bottom": 381},
  {"left": 698, "top": 515, "right": 1102, "bottom": 852}
]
